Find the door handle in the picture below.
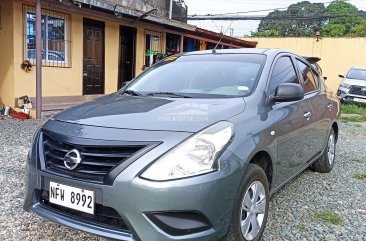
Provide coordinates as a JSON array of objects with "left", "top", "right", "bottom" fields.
[
  {"left": 327, "top": 104, "right": 333, "bottom": 110},
  {"left": 304, "top": 112, "right": 312, "bottom": 120}
]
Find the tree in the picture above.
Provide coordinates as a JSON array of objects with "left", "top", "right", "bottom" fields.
[
  {"left": 321, "top": 0, "right": 364, "bottom": 37},
  {"left": 348, "top": 19, "right": 366, "bottom": 37},
  {"left": 253, "top": 1, "right": 326, "bottom": 37},
  {"left": 251, "top": 29, "right": 281, "bottom": 37}
]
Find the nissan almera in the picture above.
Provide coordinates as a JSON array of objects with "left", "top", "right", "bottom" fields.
[{"left": 24, "top": 49, "right": 340, "bottom": 241}]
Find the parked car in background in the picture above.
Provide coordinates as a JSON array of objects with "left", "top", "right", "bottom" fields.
[
  {"left": 24, "top": 49, "right": 340, "bottom": 241},
  {"left": 338, "top": 67, "right": 366, "bottom": 105}
]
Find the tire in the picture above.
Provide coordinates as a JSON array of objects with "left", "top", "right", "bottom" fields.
[
  {"left": 223, "top": 164, "right": 269, "bottom": 241},
  {"left": 312, "top": 128, "right": 336, "bottom": 173}
]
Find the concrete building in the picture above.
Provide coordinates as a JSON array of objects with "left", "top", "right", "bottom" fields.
[{"left": 0, "top": 0, "right": 256, "bottom": 113}]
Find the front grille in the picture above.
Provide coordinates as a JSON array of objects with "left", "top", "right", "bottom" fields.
[
  {"left": 40, "top": 190, "right": 130, "bottom": 232},
  {"left": 349, "top": 85, "right": 366, "bottom": 96},
  {"left": 42, "top": 132, "right": 147, "bottom": 184}
]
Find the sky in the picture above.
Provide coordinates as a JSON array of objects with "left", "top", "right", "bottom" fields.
[{"left": 183, "top": 0, "right": 366, "bottom": 36}]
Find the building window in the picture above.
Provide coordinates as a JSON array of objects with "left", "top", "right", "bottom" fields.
[
  {"left": 145, "top": 30, "right": 164, "bottom": 68},
  {"left": 166, "top": 33, "right": 181, "bottom": 56},
  {"left": 24, "top": 6, "right": 71, "bottom": 67}
]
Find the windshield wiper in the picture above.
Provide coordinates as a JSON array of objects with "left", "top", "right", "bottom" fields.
[
  {"left": 146, "top": 92, "right": 192, "bottom": 98},
  {"left": 123, "top": 90, "right": 142, "bottom": 96}
]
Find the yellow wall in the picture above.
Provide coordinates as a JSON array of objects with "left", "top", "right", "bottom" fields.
[
  {"left": 0, "top": 1, "right": 167, "bottom": 110},
  {"left": 243, "top": 37, "right": 366, "bottom": 93},
  {"left": 105, "top": 21, "right": 120, "bottom": 93},
  {"left": 135, "top": 27, "right": 146, "bottom": 75},
  {"left": 0, "top": 0, "right": 15, "bottom": 107}
]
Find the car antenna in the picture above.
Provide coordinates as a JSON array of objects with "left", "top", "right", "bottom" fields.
[{"left": 212, "top": 18, "right": 236, "bottom": 54}]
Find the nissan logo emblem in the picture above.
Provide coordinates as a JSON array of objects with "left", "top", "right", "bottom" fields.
[{"left": 64, "top": 149, "right": 82, "bottom": 170}]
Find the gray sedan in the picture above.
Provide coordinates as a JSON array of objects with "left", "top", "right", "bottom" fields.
[{"left": 24, "top": 49, "right": 340, "bottom": 241}]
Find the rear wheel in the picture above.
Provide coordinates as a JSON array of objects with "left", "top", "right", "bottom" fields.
[
  {"left": 223, "top": 164, "right": 269, "bottom": 241},
  {"left": 312, "top": 128, "right": 336, "bottom": 173}
]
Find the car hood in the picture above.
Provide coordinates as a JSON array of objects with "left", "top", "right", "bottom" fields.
[
  {"left": 53, "top": 94, "right": 246, "bottom": 133},
  {"left": 344, "top": 78, "right": 366, "bottom": 87}
]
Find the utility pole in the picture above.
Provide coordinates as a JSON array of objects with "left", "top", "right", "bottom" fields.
[
  {"left": 169, "top": 0, "right": 173, "bottom": 19},
  {"left": 36, "top": 0, "right": 42, "bottom": 119}
]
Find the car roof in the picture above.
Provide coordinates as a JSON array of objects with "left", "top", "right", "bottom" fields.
[
  {"left": 350, "top": 66, "right": 366, "bottom": 70},
  {"left": 182, "top": 48, "right": 290, "bottom": 57}
]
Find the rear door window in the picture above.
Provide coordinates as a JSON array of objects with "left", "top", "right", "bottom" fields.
[
  {"left": 297, "top": 60, "right": 318, "bottom": 93},
  {"left": 269, "top": 56, "right": 299, "bottom": 96}
]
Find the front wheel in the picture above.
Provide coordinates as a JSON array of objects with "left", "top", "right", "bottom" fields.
[
  {"left": 312, "top": 128, "right": 336, "bottom": 173},
  {"left": 223, "top": 164, "right": 269, "bottom": 241}
]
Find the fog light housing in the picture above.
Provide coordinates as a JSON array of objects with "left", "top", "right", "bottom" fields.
[{"left": 145, "top": 211, "right": 212, "bottom": 236}]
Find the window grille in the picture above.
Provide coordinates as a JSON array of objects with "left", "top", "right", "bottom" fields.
[{"left": 23, "top": 5, "right": 71, "bottom": 67}]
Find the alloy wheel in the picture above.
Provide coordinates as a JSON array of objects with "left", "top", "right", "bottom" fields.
[
  {"left": 240, "top": 181, "right": 266, "bottom": 241},
  {"left": 327, "top": 134, "right": 335, "bottom": 166}
]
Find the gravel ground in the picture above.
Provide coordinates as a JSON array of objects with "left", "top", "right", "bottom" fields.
[{"left": 0, "top": 117, "right": 365, "bottom": 241}]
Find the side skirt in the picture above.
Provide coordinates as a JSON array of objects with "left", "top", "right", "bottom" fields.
[{"left": 269, "top": 149, "right": 324, "bottom": 197}]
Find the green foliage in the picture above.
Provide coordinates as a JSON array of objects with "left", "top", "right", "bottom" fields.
[
  {"left": 341, "top": 104, "right": 366, "bottom": 115},
  {"left": 253, "top": 0, "right": 366, "bottom": 37},
  {"left": 256, "top": 1, "right": 326, "bottom": 37},
  {"left": 353, "top": 173, "right": 366, "bottom": 180},
  {"left": 351, "top": 158, "right": 363, "bottom": 163},
  {"left": 321, "top": 0, "right": 364, "bottom": 37},
  {"left": 316, "top": 211, "right": 343, "bottom": 225},
  {"left": 340, "top": 115, "right": 366, "bottom": 123},
  {"left": 251, "top": 29, "right": 281, "bottom": 37},
  {"left": 321, "top": 23, "right": 347, "bottom": 37},
  {"left": 348, "top": 19, "right": 366, "bottom": 37}
]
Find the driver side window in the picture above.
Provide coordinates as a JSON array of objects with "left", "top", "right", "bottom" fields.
[{"left": 269, "top": 56, "right": 299, "bottom": 96}]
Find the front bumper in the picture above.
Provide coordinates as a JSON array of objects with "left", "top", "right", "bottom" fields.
[
  {"left": 337, "top": 87, "right": 366, "bottom": 105},
  {"left": 24, "top": 148, "right": 244, "bottom": 241}
]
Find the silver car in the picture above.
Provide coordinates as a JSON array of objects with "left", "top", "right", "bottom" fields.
[{"left": 338, "top": 67, "right": 366, "bottom": 105}]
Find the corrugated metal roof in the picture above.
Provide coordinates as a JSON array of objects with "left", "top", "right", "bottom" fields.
[{"left": 73, "top": 0, "right": 196, "bottom": 31}]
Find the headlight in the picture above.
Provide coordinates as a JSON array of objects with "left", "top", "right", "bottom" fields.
[
  {"left": 141, "top": 121, "right": 234, "bottom": 181},
  {"left": 340, "top": 82, "right": 351, "bottom": 89}
]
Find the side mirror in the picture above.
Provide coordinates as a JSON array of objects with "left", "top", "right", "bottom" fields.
[
  {"left": 338, "top": 74, "right": 345, "bottom": 78},
  {"left": 273, "top": 83, "right": 304, "bottom": 103}
]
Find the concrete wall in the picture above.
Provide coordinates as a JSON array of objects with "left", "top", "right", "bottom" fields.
[
  {"left": 0, "top": 1, "right": 167, "bottom": 109},
  {"left": 0, "top": 0, "right": 15, "bottom": 107},
  {"left": 105, "top": 0, "right": 187, "bottom": 20},
  {"left": 243, "top": 37, "right": 366, "bottom": 93}
]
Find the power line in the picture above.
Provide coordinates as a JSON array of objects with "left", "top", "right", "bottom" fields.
[
  {"left": 188, "top": 0, "right": 344, "bottom": 17},
  {"left": 185, "top": 12, "right": 366, "bottom": 21}
]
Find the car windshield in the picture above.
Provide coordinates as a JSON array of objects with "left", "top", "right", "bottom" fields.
[
  {"left": 347, "top": 68, "right": 366, "bottom": 80},
  {"left": 124, "top": 54, "right": 266, "bottom": 98}
]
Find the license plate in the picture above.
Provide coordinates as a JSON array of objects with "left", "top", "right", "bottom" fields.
[
  {"left": 49, "top": 182, "right": 94, "bottom": 214},
  {"left": 354, "top": 98, "right": 366, "bottom": 103}
]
